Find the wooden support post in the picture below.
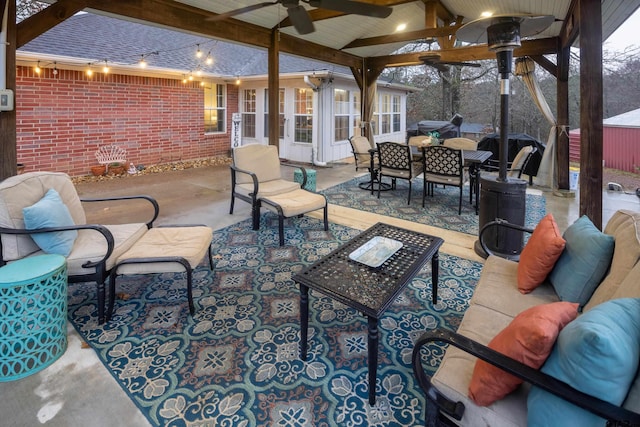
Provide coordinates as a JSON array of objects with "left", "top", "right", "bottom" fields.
[{"left": 579, "top": 0, "right": 603, "bottom": 228}]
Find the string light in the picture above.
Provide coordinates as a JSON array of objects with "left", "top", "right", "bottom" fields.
[
  {"left": 235, "top": 76, "right": 241, "bottom": 85},
  {"left": 30, "top": 40, "right": 224, "bottom": 82}
]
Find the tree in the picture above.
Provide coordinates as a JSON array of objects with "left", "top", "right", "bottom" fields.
[{"left": 16, "top": 0, "right": 48, "bottom": 22}]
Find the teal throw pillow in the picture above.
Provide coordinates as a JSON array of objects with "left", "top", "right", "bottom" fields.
[
  {"left": 549, "top": 215, "right": 614, "bottom": 308},
  {"left": 527, "top": 298, "right": 640, "bottom": 426},
  {"left": 23, "top": 188, "right": 78, "bottom": 256}
]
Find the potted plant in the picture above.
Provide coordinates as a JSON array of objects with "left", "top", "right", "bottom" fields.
[
  {"left": 90, "top": 164, "right": 106, "bottom": 176},
  {"left": 108, "top": 162, "right": 126, "bottom": 175}
]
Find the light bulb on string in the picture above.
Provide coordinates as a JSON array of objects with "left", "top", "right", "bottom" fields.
[
  {"left": 86, "top": 65, "right": 93, "bottom": 77},
  {"left": 196, "top": 68, "right": 202, "bottom": 77},
  {"left": 139, "top": 55, "right": 147, "bottom": 68},
  {"left": 103, "top": 61, "right": 110, "bottom": 74},
  {"left": 188, "top": 74, "right": 194, "bottom": 81},
  {"left": 196, "top": 44, "right": 203, "bottom": 58},
  {"left": 52, "top": 61, "right": 58, "bottom": 76},
  {"left": 182, "top": 75, "right": 188, "bottom": 84},
  {"left": 205, "top": 52, "right": 213, "bottom": 65},
  {"left": 235, "top": 76, "right": 241, "bottom": 85},
  {"left": 34, "top": 61, "right": 41, "bottom": 74}
]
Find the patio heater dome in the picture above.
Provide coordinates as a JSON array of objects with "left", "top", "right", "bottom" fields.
[{"left": 457, "top": 14, "right": 554, "bottom": 260}]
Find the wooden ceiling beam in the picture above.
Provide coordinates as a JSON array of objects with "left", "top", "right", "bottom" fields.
[
  {"left": 424, "top": 0, "right": 438, "bottom": 29},
  {"left": 369, "top": 37, "right": 559, "bottom": 68},
  {"left": 560, "top": 0, "right": 580, "bottom": 49},
  {"left": 530, "top": 54, "right": 558, "bottom": 78},
  {"left": 16, "top": 0, "right": 88, "bottom": 48},
  {"left": 343, "top": 24, "right": 462, "bottom": 49}
]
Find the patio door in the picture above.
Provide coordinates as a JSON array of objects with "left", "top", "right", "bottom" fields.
[{"left": 281, "top": 87, "right": 314, "bottom": 163}]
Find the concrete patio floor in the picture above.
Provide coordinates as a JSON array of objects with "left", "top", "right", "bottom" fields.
[{"left": 1, "top": 160, "right": 638, "bottom": 427}]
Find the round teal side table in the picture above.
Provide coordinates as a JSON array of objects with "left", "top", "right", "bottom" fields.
[{"left": 0, "top": 254, "right": 68, "bottom": 381}]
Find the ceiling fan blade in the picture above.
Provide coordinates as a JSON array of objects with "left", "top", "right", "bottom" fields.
[
  {"left": 419, "top": 54, "right": 481, "bottom": 68},
  {"left": 288, "top": 5, "right": 315, "bottom": 34},
  {"left": 206, "top": 2, "right": 278, "bottom": 22},
  {"left": 444, "top": 62, "right": 482, "bottom": 68},
  {"left": 308, "top": 0, "right": 392, "bottom": 18},
  {"left": 434, "top": 63, "right": 449, "bottom": 72}
]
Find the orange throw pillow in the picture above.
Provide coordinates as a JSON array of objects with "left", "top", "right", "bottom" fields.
[
  {"left": 517, "top": 213, "right": 566, "bottom": 293},
  {"left": 468, "top": 301, "right": 579, "bottom": 406}
]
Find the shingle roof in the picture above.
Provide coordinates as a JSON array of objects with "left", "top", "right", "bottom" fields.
[{"left": 19, "top": 12, "right": 350, "bottom": 78}]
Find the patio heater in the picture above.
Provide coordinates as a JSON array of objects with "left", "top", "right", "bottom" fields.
[{"left": 457, "top": 15, "right": 554, "bottom": 260}]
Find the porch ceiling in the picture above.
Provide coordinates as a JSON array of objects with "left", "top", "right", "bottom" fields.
[
  {"left": 163, "top": 0, "right": 639, "bottom": 60},
  {"left": 23, "top": 0, "right": 631, "bottom": 70}
]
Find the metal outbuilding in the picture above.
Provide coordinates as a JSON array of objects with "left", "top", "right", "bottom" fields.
[{"left": 570, "top": 108, "right": 640, "bottom": 173}]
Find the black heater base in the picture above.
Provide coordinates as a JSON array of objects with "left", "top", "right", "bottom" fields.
[{"left": 474, "top": 175, "right": 527, "bottom": 260}]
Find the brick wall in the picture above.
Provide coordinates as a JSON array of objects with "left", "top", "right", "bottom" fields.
[{"left": 16, "top": 66, "right": 237, "bottom": 176}]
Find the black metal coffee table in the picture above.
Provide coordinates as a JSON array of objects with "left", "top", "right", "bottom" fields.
[{"left": 293, "top": 222, "right": 444, "bottom": 405}]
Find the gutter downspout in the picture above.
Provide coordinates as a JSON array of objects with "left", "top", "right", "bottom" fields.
[{"left": 304, "top": 75, "right": 327, "bottom": 167}]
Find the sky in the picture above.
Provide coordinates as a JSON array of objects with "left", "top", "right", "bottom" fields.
[{"left": 603, "top": 8, "right": 640, "bottom": 52}]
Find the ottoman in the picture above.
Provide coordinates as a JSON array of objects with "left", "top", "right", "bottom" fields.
[
  {"left": 106, "top": 226, "right": 213, "bottom": 321},
  {"left": 259, "top": 189, "right": 328, "bottom": 246}
]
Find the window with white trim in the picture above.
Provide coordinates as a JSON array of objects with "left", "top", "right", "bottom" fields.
[
  {"left": 352, "top": 91, "right": 361, "bottom": 137},
  {"left": 242, "top": 89, "right": 256, "bottom": 138},
  {"left": 204, "top": 83, "right": 226, "bottom": 133},
  {"left": 263, "top": 88, "right": 285, "bottom": 138},
  {"left": 334, "top": 88, "right": 350, "bottom": 141},
  {"left": 294, "top": 87, "right": 313, "bottom": 143}
]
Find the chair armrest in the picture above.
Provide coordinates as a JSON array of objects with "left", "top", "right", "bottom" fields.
[
  {"left": 479, "top": 218, "right": 534, "bottom": 258},
  {"left": 0, "top": 224, "right": 115, "bottom": 269},
  {"left": 413, "top": 329, "right": 640, "bottom": 426},
  {"left": 81, "top": 195, "right": 159, "bottom": 228},
  {"left": 230, "top": 164, "right": 260, "bottom": 196},
  {"left": 295, "top": 166, "right": 308, "bottom": 189}
]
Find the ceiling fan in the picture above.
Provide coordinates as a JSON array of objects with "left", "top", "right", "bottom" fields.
[
  {"left": 419, "top": 53, "right": 481, "bottom": 72},
  {"left": 207, "top": 0, "right": 393, "bottom": 35}
]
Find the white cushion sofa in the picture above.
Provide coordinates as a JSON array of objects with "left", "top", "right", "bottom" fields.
[{"left": 412, "top": 209, "right": 640, "bottom": 426}]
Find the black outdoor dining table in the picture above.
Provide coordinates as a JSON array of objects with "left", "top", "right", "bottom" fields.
[
  {"left": 292, "top": 222, "right": 444, "bottom": 406},
  {"left": 461, "top": 150, "right": 493, "bottom": 214}
]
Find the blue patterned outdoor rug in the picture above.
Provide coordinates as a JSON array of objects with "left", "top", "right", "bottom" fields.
[
  {"left": 68, "top": 215, "right": 483, "bottom": 426},
  {"left": 321, "top": 177, "right": 546, "bottom": 235}
]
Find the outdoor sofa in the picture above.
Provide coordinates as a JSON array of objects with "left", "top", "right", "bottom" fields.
[{"left": 413, "top": 209, "right": 640, "bottom": 426}]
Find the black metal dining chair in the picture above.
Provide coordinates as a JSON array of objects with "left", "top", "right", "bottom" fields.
[
  {"left": 376, "top": 141, "right": 424, "bottom": 205},
  {"left": 422, "top": 145, "right": 467, "bottom": 214}
]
